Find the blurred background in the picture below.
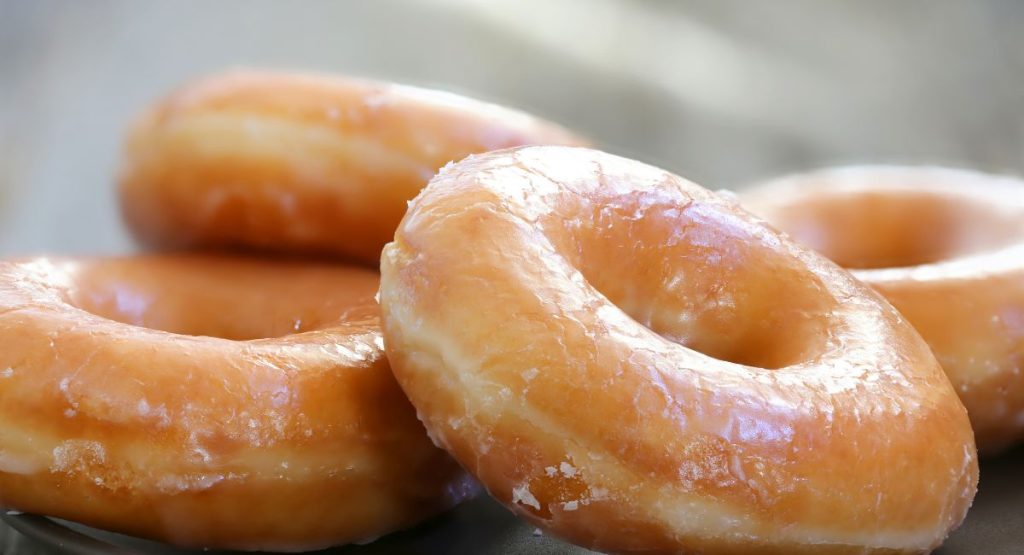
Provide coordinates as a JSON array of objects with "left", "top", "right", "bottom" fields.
[{"left": 2, "top": 0, "right": 1023, "bottom": 256}]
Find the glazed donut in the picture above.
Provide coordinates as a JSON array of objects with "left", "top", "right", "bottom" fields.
[
  {"left": 119, "top": 70, "right": 586, "bottom": 264},
  {"left": 0, "top": 255, "right": 475, "bottom": 551},
  {"left": 379, "top": 147, "right": 978, "bottom": 553},
  {"left": 741, "top": 166, "right": 1024, "bottom": 453}
]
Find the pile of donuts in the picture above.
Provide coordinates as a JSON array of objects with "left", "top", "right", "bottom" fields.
[{"left": 1, "top": 69, "right": 1021, "bottom": 554}]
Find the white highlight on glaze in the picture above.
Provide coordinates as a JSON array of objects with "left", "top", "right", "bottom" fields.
[
  {"left": 0, "top": 367, "right": 13, "bottom": 378},
  {"left": 559, "top": 461, "right": 578, "bottom": 478},
  {"left": 58, "top": 376, "right": 81, "bottom": 415},
  {"left": 155, "top": 472, "right": 227, "bottom": 494},
  {"left": 51, "top": 440, "right": 106, "bottom": 474},
  {"left": 0, "top": 451, "right": 41, "bottom": 475},
  {"left": 178, "top": 113, "right": 425, "bottom": 194},
  {"left": 190, "top": 443, "right": 213, "bottom": 465},
  {"left": 511, "top": 484, "right": 541, "bottom": 510}
]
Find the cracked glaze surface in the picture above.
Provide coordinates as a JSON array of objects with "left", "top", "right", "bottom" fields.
[
  {"left": 118, "top": 70, "right": 586, "bottom": 265},
  {"left": 0, "top": 255, "right": 475, "bottom": 551},
  {"left": 742, "top": 166, "right": 1024, "bottom": 453},
  {"left": 379, "top": 147, "right": 978, "bottom": 554}
]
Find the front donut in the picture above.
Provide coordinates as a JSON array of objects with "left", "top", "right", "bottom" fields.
[{"left": 379, "top": 147, "right": 978, "bottom": 554}]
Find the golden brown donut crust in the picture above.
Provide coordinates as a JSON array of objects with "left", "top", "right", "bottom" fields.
[
  {"left": 0, "top": 255, "right": 475, "bottom": 551},
  {"left": 119, "top": 70, "right": 586, "bottom": 264},
  {"left": 379, "top": 147, "right": 977, "bottom": 554},
  {"left": 742, "top": 166, "right": 1024, "bottom": 452}
]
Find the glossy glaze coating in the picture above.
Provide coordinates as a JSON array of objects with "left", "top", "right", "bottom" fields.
[
  {"left": 742, "top": 166, "right": 1024, "bottom": 452},
  {"left": 0, "top": 255, "right": 475, "bottom": 551},
  {"left": 119, "top": 70, "right": 586, "bottom": 265},
  {"left": 379, "top": 147, "right": 977, "bottom": 554}
]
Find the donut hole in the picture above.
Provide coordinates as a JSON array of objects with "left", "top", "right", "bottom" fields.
[
  {"left": 566, "top": 199, "right": 836, "bottom": 370},
  {"left": 66, "top": 256, "right": 379, "bottom": 340},
  {"left": 762, "top": 189, "right": 1023, "bottom": 270}
]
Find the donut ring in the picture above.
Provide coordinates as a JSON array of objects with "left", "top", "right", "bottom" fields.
[
  {"left": 119, "top": 70, "right": 586, "bottom": 264},
  {"left": 741, "top": 166, "right": 1024, "bottom": 452},
  {"left": 379, "top": 147, "right": 977, "bottom": 553},
  {"left": 0, "top": 255, "right": 475, "bottom": 551}
]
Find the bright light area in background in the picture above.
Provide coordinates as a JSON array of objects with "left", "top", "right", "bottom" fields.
[{"left": 426, "top": 0, "right": 825, "bottom": 123}]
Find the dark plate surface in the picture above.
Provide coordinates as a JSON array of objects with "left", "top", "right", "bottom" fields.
[{"left": 3, "top": 444, "right": 1022, "bottom": 554}]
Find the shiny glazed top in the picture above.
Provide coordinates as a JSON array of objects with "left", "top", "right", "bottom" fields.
[{"left": 380, "top": 147, "right": 978, "bottom": 553}]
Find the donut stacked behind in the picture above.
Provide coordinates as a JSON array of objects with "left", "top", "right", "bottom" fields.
[
  {"left": 742, "top": 166, "right": 1024, "bottom": 452},
  {"left": 119, "top": 70, "right": 586, "bottom": 264}
]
